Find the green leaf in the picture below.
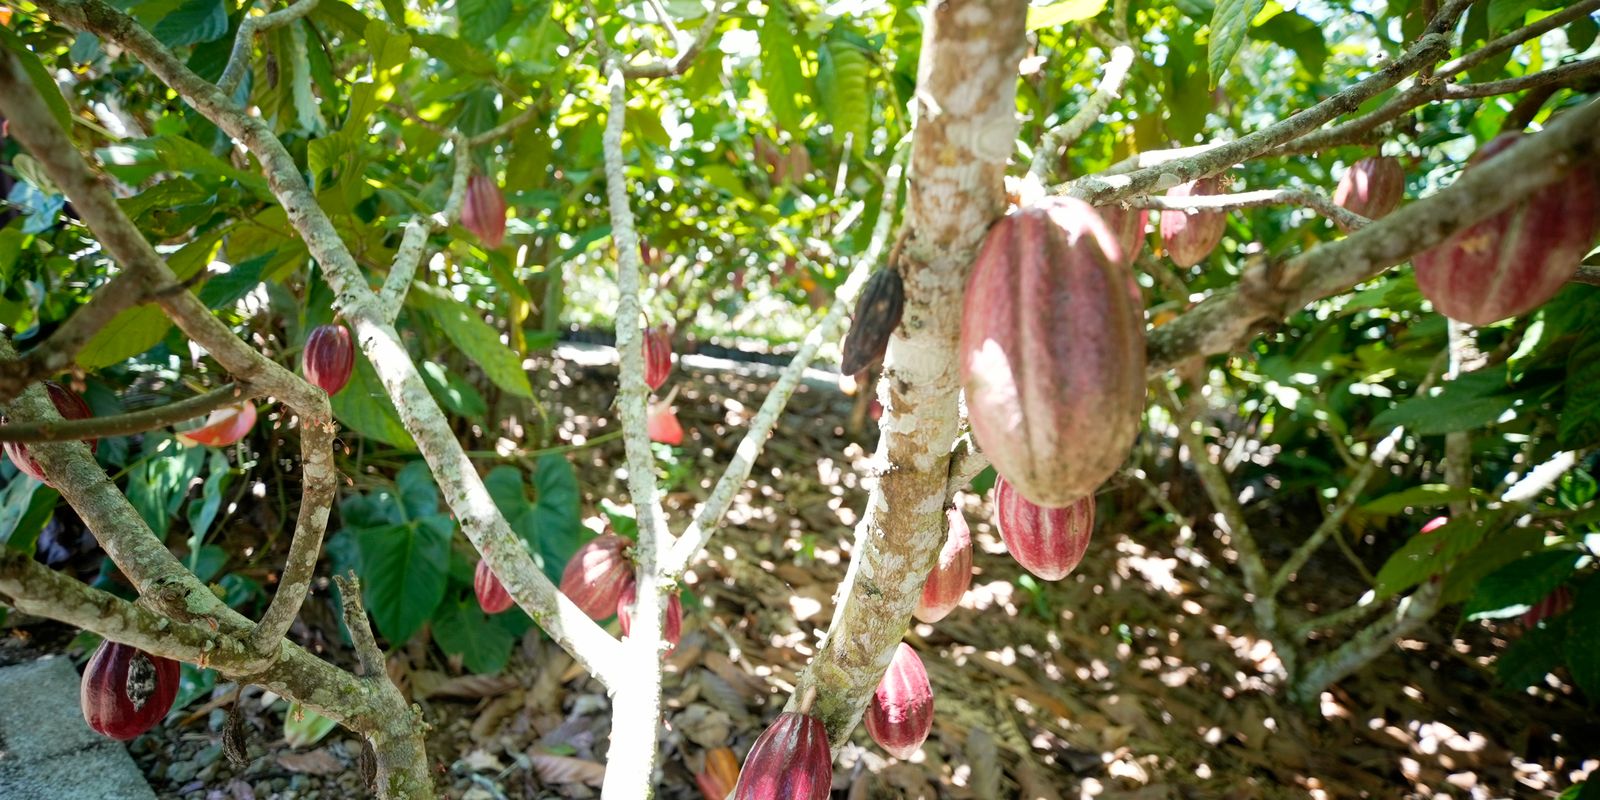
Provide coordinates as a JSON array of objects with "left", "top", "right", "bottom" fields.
[
  {"left": 420, "top": 361, "right": 488, "bottom": 418},
  {"left": 1208, "top": 0, "right": 1267, "bottom": 87},
  {"left": 198, "top": 252, "right": 275, "bottom": 309},
  {"left": 412, "top": 291, "right": 534, "bottom": 399},
  {"left": 758, "top": 5, "right": 809, "bottom": 132},
  {"left": 1370, "top": 368, "right": 1526, "bottom": 435},
  {"left": 330, "top": 351, "right": 416, "bottom": 449},
  {"left": 355, "top": 517, "right": 452, "bottom": 643},
  {"left": 432, "top": 598, "right": 514, "bottom": 673},
  {"left": 532, "top": 454, "right": 582, "bottom": 572},
  {"left": 1497, "top": 618, "right": 1565, "bottom": 690},
  {"left": 0, "top": 479, "right": 59, "bottom": 554},
  {"left": 0, "top": 28, "right": 72, "bottom": 132},
  {"left": 150, "top": 0, "right": 228, "bottom": 47},
  {"left": 1487, "top": 0, "right": 1540, "bottom": 34},
  {"left": 1026, "top": 0, "right": 1108, "bottom": 30},
  {"left": 1463, "top": 550, "right": 1581, "bottom": 620},
  {"left": 456, "top": 0, "right": 511, "bottom": 42},
  {"left": 1359, "top": 484, "right": 1478, "bottom": 514},
  {"left": 1565, "top": 579, "right": 1600, "bottom": 698},
  {"left": 283, "top": 703, "right": 338, "bottom": 748},
  {"left": 1372, "top": 515, "right": 1491, "bottom": 599},
  {"left": 1568, "top": 14, "right": 1599, "bottom": 52},
  {"left": 1560, "top": 325, "right": 1600, "bottom": 448},
  {"left": 394, "top": 460, "right": 441, "bottom": 520},
  {"left": 817, "top": 31, "right": 872, "bottom": 155},
  {"left": 1251, "top": 10, "right": 1327, "bottom": 77}
]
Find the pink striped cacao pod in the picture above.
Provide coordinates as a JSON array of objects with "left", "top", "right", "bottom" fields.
[
  {"left": 1098, "top": 204, "right": 1149, "bottom": 266},
  {"left": 302, "top": 323, "right": 355, "bottom": 396},
  {"left": 864, "top": 643, "right": 934, "bottom": 759},
  {"left": 474, "top": 559, "right": 515, "bottom": 615},
  {"left": 643, "top": 325, "right": 673, "bottom": 391},
  {"left": 1414, "top": 133, "right": 1600, "bottom": 326},
  {"left": 1334, "top": 156, "right": 1405, "bottom": 222},
  {"left": 648, "top": 403, "right": 684, "bottom": 445},
  {"left": 994, "top": 477, "right": 1094, "bottom": 580},
  {"left": 1520, "top": 585, "right": 1573, "bottom": 627},
  {"left": 81, "top": 640, "right": 180, "bottom": 741},
  {"left": 559, "top": 533, "right": 635, "bottom": 620},
  {"left": 462, "top": 174, "right": 507, "bottom": 249},
  {"left": 733, "top": 711, "right": 832, "bottom": 800},
  {"left": 3, "top": 381, "right": 96, "bottom": 486},
  {"left": 176, "top": 401, "right": 256, "bottom": 448},
  {"left": 914, "top": 507, "right": 973, "bottom": 624},
  {"left": 1159, "top": 176, "right": 1227, "bottom": 267},
  {"left": 616, "top": 582, "right": 684, "bottom": 653},
  {"left": 959, "top": 198, "right": 1146, "bottom": 508}
]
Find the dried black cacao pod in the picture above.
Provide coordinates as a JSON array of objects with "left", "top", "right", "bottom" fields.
[{"left": 840, "top": 268, "right": 905, "bottom": 375}]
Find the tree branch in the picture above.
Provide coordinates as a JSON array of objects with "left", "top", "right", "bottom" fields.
[
  {"left": 620, "top": 2, "right": 724, "bottom": 79},
  {"left": 217, "top": 0, "right": 322, "bottom": 97},
  {"left": 0, "top": 270, "right": 156, "bottom": 404},
  {"left": 0, "top": 383, "right": 252, "bottom": 442},
  {"left": 1128, "top": 187, "right": 1370, "bottom": 230},
  {"left": 379, "top": 131, "right": 472, "bottom": 321},
  {"left": 1030, "top": 45, "right": 1136, "bottom": 183}
]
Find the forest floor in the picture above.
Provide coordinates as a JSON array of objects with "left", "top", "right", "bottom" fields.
[{"left": 4, "top": 350, "right": 1595, "bottom": 799}]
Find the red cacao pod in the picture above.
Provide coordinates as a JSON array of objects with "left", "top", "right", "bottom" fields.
[
  {"left": 1420, "top": 516, "right": 1448, "bottom": 535},
  {"left": 840, "top": 268, "right": 905, "bottom": 375},
  {"left": 475, "top": 559, "right": 515, "bottom": 614},
  {"left": 81, "top": 640, "right": 180, "bottom": 741},
  {"left": 864, "top": 643, "right": 934, "bottom": 760},
  {"left": 732, "top": 711, "right": 832, "bottom": 800},
  {"left": 302, "top": 324, "right": 355, "bottom": 396},
  {"left": 959, "top": 198, "right": 1146, "bottom": 508},
  {"left": 914, "top": 507, "right": 973, "bottom": 624},
  {"left": 994, "top": 477, "right": 1094, "bottom": 580},
  {"left": 616, "top": 582, "right": 684, "bottom": 653},
  {"left": 462, "top": 174, "right": 507, "bottom": 249},
  {"left": 1159, "top": 176, "right": 1227, "bottom": 267},
  {"left": 2, "top": 381, "right": 97, "bottom": 486},
  {"left": 176, "top": 401, "right": 256, "bottom": 448},
  {"left": 1414, "top": 133, "right": 1600, "bottom": 325},
  {"left": 643, "top": 324, "right": 673, "bottom": 391},
  {"left": 696, "top": 747, "right": 740, "bottom": 800},
  {"left": 1520, "top": 585, "right": 1572, "bottom": 627},
  {"left": 1098, "top": 204, "right": 1149, "bottom": 266},
  {"left": 559, "top": 533, "right": 635, "bottom": 620},
  {"left": 648, "top": 403, "right": 684, "bottom": 446},
  {"left": 1334, "top": 156, "right": 1405, "bottom": 222}
]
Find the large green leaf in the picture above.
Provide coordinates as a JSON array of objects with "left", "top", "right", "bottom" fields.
[
  {"left": 1372, "top": 515, "right": 1491, "bottom": 599},
  {"left": 1496, "top": 618, "right": 1565, "bottom": 690},
  {"left": 76, "top": 305, "right": 172, "bottom": 369},
  {"left": 0, "top": 28, "right": 72, "bottom": 132},
  {"left": 1208, "top": 0, "right": 1267, "bottom": 87},
  {"left": 1564, "top": 578, "right": 1600, "bottom": 699},
  {"left": 817, "top": 31, "right": 872, "bottom": 156},
  {"left": 0, "top": 479, "right": 59, "bottom": 554},
  {"left": 482, "top": 456, "right": 584, "bottom": 584},
  {"left": 1026, "top": 0, "right": 1107, "bottom": 30},
  {"left": 355, "top": 517, "right": 452, "bottom": 643},
  {"left": 330, "top": 351, "right": 416, "bottom": 449},
  {"left": 1463, "top": 550, "right": 1581, "bottom": 620},
  {"left": 432, "top": 598, "right": 515, "bottom": 673},
  {"left": 1359, "top": 484, "right": 1478, "bottom": 514},
  {"left": 413, "top": 291, "right": 534, "bottom": 399},
  {"left": 149, "top": 0, "right": 228, "bottom": 47},
  {"left": 456, "top": 0, "right": 511, "bottom": 42},
  {"left": 758, "top": 5, "right": 809, "bottom": 132},
  {"left": 1560, "top": 325, "right": 1600, "bottom": 448}
]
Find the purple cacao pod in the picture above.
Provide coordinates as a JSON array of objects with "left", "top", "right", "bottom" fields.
[
  {"left": 616, "top": 582, "right": 684, "bottom": 653},
  {"left": 643, "top": 324, "right": 673, "bottom": 391},
  {"left": 81, "top": 640, "right": 180, "bottom": 741},
  {"left": 302, "top": 323, "right": 355, "bottom": 396},
  {"left": 864, "top": 643, "right": 934, "bottom": 760},
  {"left": 732, "top": 711, "right": 832, "bottom": 800},
  {"left": 559, "top": 533, "right": 635, "bottom": 620},
  {"left": 475, "top": 559, "right": 515, "bottom": 615},
  {"left": 914, "top": 507, "right": 973, "bottom": 624},
  {"left": 1414, "top": 133, "right": 1600, "bottom": 326},
  {"left": 1159, "top": 176, "right": 1227, "bottom": 267},
  {"left": 462, "top": 174, "right": 507, "bottom": 249},
  {"left": 2, "top": 381, "right": 97, "bottom": 486},
  {"left": 1098, "top": 204, "right": 1149, "bottom": 266},
  {"left": 959, "top": 198, "right": 1146, "bottom": 508},
  {"left": 1334, "top": 156, "right": 1405, "bottom": 222},
  {"left": 1520, "top": 585, "right": 1573, "bottom": 627},
  {"left": 994, "top": 477, "right": 1094, "bottom": 580}
]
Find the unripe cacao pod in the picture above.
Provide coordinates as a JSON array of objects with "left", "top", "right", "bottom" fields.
[
  {"left": 732, "top": 711, "right": 832, "bottom": 800},
  {"left": 559, "top": 533, "right": 635, "bottom": 620},
  {"left": 81, "top": 640, "right": 180, "bottom": 741},
  {"left": 1334, "top": 156, "right": 1405, "bottom": 222},
  {"left": 648, "top": 403, "right": 684, "bottom": 446},
  {"left": 303, "top": 323, "right": 355, "bottom": 396},
  {"left": 959, "top": 198, "right": 1146, "bottom": 508},
  {"left": 1159, "top": 177, "right": 1227, "bottom": 267},
  {"left": 840, "top": 268, "right": 904, "bottom": 375},
  {"left": 914, "top": 507, "right": 973, "bottom": 624},
  {"left": 462, "top": 174, "right": 507, "bottom": 249},
  {"left": 696, "top": 747, "right": 740, "bottom": 800},
  {"left": 1098, "top": 204, "right": 1149, "bottom": 266},
  {"left": 176, "top": 401, "right": 257, "bottom": 448},
  {"left": 1414, "top": 133, "right": 1600, "bottom": 325},
  {"left": 643, "top": 324, "right": 673, "bottom": 391},
  {"left": 475, "top": 559, "right": 515, "bottom": 614},
  {"left": 994, "top": 477, "right": 1094, "bottom": 580},
  {"left": 863, "top": 642, "right": 934, "bottom": 760},
  {"left": 2, "top": 381, "right": 97, "bottom": 486},
  {"left": 1520, "top": 585, "right": 1572, "bottom": 627},
  {"left": 616, "top": 582, "right": 684, "bottom": 653}
]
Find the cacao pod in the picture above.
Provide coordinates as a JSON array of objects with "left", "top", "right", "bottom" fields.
[
  {"left": 2, "top": 381, "right": 97, "bottom": 486},
  {"left": 616, "top": 582, "right": 684, "bottom": 653},
  {"left": 732, "top": 711, "right": 832, "bottom": 800},
  {"left": 1333, "top": 156, "right": 1405, "bottom": 222},
  {"left": 648, "top": 403, "right": 684, "bottom": 446},
  {"left": 1414, "top": 133, "right": 1600, "bottom": 325},
  {"left": 994, "top": 477, "right": 1094, "bottom": 580},
  {"left": 1420, "top": 516, "right": 1448, "bottom": 535},
  {"left": 302, "top": 323, "right": 355, "bottom": 396},
  {"left": 1159, "top": 176, "right": 1227, "bottom": 267},
  {"left": 959, "top": 198, "right": 1146, "bottom": 508},
  {"left": 643, "top": 324, "right": 673, "bottom": 391},
  {"left": 81, "top": 640, "right": 180, "bottom": 741},
  {"left": 1098, "top": 204, "right": 1149, "bottom": 266},
  {"left": 696, "top": 747, "right": 740, "bottom": 800},
  {"left": 863, "top": 643, "right": 934, "bottom": 760},
  {"left": 462, "top": 174, "right": 507, "bottom": 249},
  {"left": 914, "top": 507, "right": 973, "bottom": 624},
  {"left": 559, "top": 533, "right": 635, "bottom": 620},
  {"left": 474, "top": 559, "right": 515, "bottom": 615},
  {"left": 1520, "top": 585, "right": 1572, "bottom": 627},
  {"left": 840, "top": 268, "right": 905, "bottom": 375},
  {"left": 176, "top": 401, "right": 257, "bottom": 448}
]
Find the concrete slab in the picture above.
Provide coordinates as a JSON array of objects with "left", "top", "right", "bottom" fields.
[{"left": 0, "top": 656, "right": 157, "bottom": 800}]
